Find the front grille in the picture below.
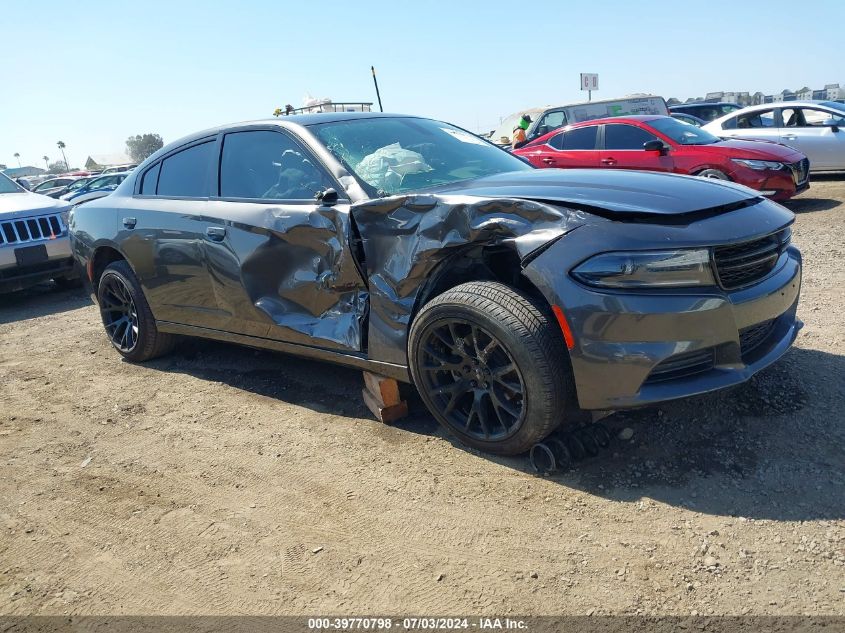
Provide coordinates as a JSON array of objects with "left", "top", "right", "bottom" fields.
[
  {"left": 644, "top": 348, "right": 715, "bottom": 384},
  {"left": 739, "top": 318, "right": 777, "bottom": 359},
  {"left": 0, "top": 214, "right": 64, "bottom": 246},
  {"left": 789, "top": 158, "right": 810, "bottom": 185},
  {"left": 713, "top": 227, "right": 791, "bottom": 290}
]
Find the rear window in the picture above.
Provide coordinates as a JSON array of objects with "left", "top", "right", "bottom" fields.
[{"left": 157, "top": 142, "right": 214, "bottom": 197}]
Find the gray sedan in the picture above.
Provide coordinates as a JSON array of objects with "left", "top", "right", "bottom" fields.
[
  {"left": 703, "top": 101, "right": 845, "bottom": 171},
  {"left": 69, "top": 113, "right": 802, "bottom": 456}
]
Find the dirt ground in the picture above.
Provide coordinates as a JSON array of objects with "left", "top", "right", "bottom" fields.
[{"left": 1, "top": 178, "right": 843, "bottom": 617}]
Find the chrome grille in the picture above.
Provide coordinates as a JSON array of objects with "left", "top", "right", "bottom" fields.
[
  {"left": 789, "top": 158, "right": 809, "bottom": 185},
  {"left": 644, "top": 348, "right": 715, "bottom": 384},
  {"left": 0, "top": 214, "right": 64, "bottom": 246},
  {"left": 713, "top": 227, "right": 791, "bottom": 290}
]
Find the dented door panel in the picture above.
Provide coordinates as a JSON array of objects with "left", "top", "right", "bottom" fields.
[{"left": 203, "top": 199, "right": 367, "bottom": 352}]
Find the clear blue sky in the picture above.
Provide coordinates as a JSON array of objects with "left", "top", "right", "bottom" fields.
[{"left": 2, "top": 0, "right": 842, "bottom": 169}]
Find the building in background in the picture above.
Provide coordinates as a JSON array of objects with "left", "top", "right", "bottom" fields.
[{"left": 84, "top": 153, "right": 134, "bottom": 171}]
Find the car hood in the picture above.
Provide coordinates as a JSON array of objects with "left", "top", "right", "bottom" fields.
[
  {"left": 692, "top": 139, "right": 805, "bottom": 161},
  {"left": 0, "top": 191, "right": 72, "bottom": 220},
  {"left": 427, "top": 169, "right": 763, "bottom": 219}
]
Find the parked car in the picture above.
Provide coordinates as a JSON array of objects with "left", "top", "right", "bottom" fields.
[
  {"left": 670, "top": 112, "right": 707, "bottom": 127},
  {"left": 31, "top": 176, "right": 81, "bottom": 198},
  {"left": 669, "top": 102, "right": 742, "bottom": 122},
  {"left": 70, "top": 113, "right": 802, "bottom": 456},
  {"left": 61, "top": 172, "right": 129, "bottom": 204},
  {"left": 703, "top": 101, "right": 845, "bottom": 171},
  {"left": 492, "top": 95, "right": 669, "bottom": 147},
  {"left": 40, "top": 176, "right": 96, "bottom": 199},
  {"left": 513, "top": 115, "right": 809, "bottom": 201},
  {"left": 102, "top": 164, "right": 137, "bottom": 174},
  {"left": 0, "top": 171, "right": 77, "bottom": 293}
]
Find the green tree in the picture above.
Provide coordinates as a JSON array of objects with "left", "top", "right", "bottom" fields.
[
  {"left": 43, "top": 156, "right": 49, "bottom": 169},
  {"left": 57, "top": 141, "right": 68, "bottom": 170},
  {"left": 126, "top": 133, "right": 164, "bottom": 162},
  {"left": 14, "top": 152, "right": 21, "bottom": 167},
  {"left": 47, "top": 161, "right": 67, "bottom": 174}
]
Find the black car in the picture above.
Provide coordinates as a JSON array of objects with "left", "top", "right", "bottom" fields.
[
  {"left": 69, "top": 113, "right": 802, "bottom": 456},
  {"left": 669, "top": 102, "right": 742, "bottom": 122}
]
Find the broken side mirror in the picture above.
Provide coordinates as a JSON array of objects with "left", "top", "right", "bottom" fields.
[{"left": 316, "top": 187, "right": 339, "bottom": 205}]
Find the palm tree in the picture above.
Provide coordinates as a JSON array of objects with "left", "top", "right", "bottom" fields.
[
  {"left": 57, "top": 141, "right": 68, "bottom": 170},
  {"left": 43, "top": 156, "right": 49, "bottom": 169},
  {"left": 14, "top": 152, "right": 21, "bottom": 167}
]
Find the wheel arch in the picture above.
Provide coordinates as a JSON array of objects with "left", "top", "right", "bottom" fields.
[
  {"left": 89, "top": 243, "right": 132, "bottom": 290},
  {"left": 410, "top": 245, "right": 559, "bottom": 340}
]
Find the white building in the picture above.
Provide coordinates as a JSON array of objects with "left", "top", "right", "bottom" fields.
[{"left": 825, "top": 83, "right": 843, "bottom": 100}]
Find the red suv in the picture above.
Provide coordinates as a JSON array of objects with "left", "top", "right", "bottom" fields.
[{"left": 513, "top": 115, "right": 809, "bottom": 201}]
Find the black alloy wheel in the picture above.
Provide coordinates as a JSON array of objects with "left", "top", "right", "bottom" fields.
[
  {"left": 417, "top": 319, "right": 526, "bottom": 442},
  {"left": 100, "top": 273, "right": 139, "bottom": 353}
]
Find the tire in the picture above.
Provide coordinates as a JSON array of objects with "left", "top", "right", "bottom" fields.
[
  {"left": 697, "top": 169, "right": 730, "bottom": 180},
  {"left": 97, "top": 260, "right": 176, "bottom": 362},
  {"left": 408, "top": 281, "right": 573, "bottom": 455}
]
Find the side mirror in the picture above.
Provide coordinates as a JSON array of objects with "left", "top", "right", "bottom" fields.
[
  {"left": 316, "top": 187, "right": 339, "bottom": 205},
  {"left": 822, "top": 119, "right": 840, "bottom": 132},
  {"left": 643, "top": 139, "right": 667, "bottom": 154}
]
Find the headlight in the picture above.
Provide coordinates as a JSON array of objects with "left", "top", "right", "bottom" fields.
[
  {"left": 571, "top": 249, "right": 715, "bottom": 288},
  {"left": 731, "top": 158, "right": 784, "bottom": 171}
]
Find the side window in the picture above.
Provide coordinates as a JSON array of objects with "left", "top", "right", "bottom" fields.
[
  {"left": 781, "top": 108, "right": 802, "bottom": 127},
  {"left": 562, "top": 126, "right": 598, "bottom": 150},
  {"left": 140, "top": 162, "right": 161, "bottom": 195},
  {"left": 800, "top": 108, "right": 842, "bottom": 127},
  {"left": 219, "top": 130, "right": 334, "bottom": 200},
  {"left": 157, "top": 141, "right": 214, "bottom": 198},
  {"left": 604, "top": 124, "right": 657, "bottom": 150},
  {"left": 533, "top": 111, "right": 567, "bottom": 138},
  {"left": 736, "top": 109, "right": 775, "bottom": 129},
  {"left": 546, "top": 133, "right": 564, "bottom": 150}
]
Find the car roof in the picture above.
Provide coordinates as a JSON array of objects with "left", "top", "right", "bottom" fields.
[
  {"left": 670, "top": 102, "right": 738, "bottom": 109},
  {"left": 569, "top": 114, "right": 666, "bottom": 126},
  {"left": 142, "top": 112, "right": 423, "bottom": 163}
]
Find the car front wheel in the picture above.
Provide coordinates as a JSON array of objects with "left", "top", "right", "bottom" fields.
[
  {"left": 97, "top": 260, "right": 175, "bottom": 362},
  {"left": 408, "top": 281, "right": 573, "bottom": 455}
]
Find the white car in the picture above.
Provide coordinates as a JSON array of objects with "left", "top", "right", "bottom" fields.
[{"left": 703, "top": 101, "right": 845, "bottom": 171}]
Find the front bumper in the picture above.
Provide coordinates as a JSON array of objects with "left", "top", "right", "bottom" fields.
[
  {"left": 0, "top": 237, "right": 76, "bottom": 293},
  {"left": 527, "top": 241, "right": 802, "bottom": 411}
]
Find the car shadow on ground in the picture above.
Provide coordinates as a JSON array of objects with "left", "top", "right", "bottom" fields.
[
  {"left": 154, "top": 339, "right": 844, "bottom": 522},
  {"left": 783, "top": 197, "right": 841, "bottom": 213},
  {"left": 0, "top": 283, "right": 89, "bottom": 324}
]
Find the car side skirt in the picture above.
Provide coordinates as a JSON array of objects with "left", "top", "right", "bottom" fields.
[{"left": 156, "top": 320, "right": 411, "bottom": 382}]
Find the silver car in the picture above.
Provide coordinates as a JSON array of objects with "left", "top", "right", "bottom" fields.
[
  {"left": 703, "top": 101, "right": 845, "bottom": 171},
  {"left": 0, "top": 172, "right": 76, "bottom": 293}
]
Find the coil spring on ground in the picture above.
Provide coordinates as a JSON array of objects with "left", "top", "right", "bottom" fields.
[{"left": 529, "top": 423, "right": 612, "bottom": 475}]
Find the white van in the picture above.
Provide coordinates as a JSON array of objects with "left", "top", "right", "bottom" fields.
[{"left": 492, "top": 95, "right": 669, "bottom": 146}]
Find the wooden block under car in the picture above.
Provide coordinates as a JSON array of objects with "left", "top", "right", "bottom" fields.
[{"left": 362, "top": 371, "right": 408, "bottom": 423}]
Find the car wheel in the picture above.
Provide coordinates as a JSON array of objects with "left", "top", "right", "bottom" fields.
[
  {"left": 408, "top": 281, "right": 572, "bottom": 455},
  {"left": 97, "top": 260, "right": 175, "bottom": 362},
  {"left": 697, "top": 169, "right": 730, "bottom": 180}
]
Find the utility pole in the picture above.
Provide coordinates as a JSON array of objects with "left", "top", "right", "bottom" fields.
[{"left": 371, "top": 66, "right": 384, "bottom": 112}]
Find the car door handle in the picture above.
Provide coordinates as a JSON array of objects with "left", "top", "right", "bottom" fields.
[
  {"left": 122, "top": 217, "right": 136, "bottom": 229},
  {"left": 601, "top": 158, "right": 617, "bottom": 165},
  {"left": 205, "top": 226, "right": 226, "bottom": 241},
  {"left": 541, "top": 157, "right": 556, "bottom": 165}
]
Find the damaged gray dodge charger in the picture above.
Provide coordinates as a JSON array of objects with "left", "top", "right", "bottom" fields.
[{"left": 69, "top": 113, "right": 802, "bottom": 455}]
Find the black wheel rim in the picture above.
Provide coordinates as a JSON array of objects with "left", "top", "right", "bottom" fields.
[
  {"left": 100, "top": 275, "right": 139, "bottom": 352},
  {"left": 418, "top": 319, "right": 526, "bottom": 442}
]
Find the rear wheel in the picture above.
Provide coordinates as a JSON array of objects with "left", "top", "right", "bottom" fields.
[
  {"left": 97, "top": 260, "right": 175, "bottom": 362},
  {"left": 408, "top": 281, "right": 573, "bottom": 455}
]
